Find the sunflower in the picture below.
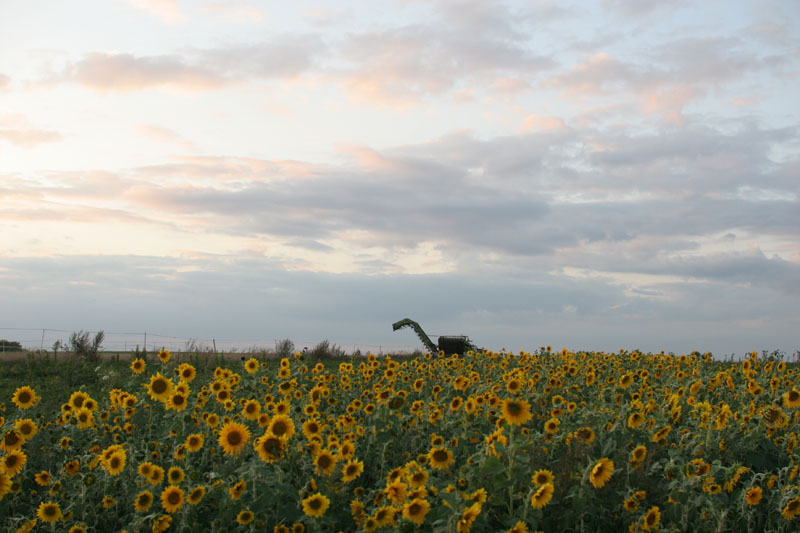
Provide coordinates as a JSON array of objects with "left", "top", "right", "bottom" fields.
[
  {"left": 543, "top": 418, "right": 561, "bottom": 435},
  {"left": 160, "top": 485, "right": 184, "bottom": 514},
  {"left": 301, "top": 492, "right": 330, "bottom": 518},
  {"left": 0, "top": 471, "right": 12, "bottom": 499},
  {"left": 64, "top": 460, "right": 79, "bottom": 476},
  {"left": 130, "top": 358, "right": 146, "bottom": 374},
  {"left": 152, "top": 515, "right": 172, "bottom": 533},
  {"left": 237, "top": 509, "right": 255, "bottom": 525},
  {"left": 508, "top": 521, "right": 528, "bottom": 533},
  {"left": 176, "top": 363, "right": 196, "bottom": 382},
  {"left": 34, "top": 470, "right": 51, "bottom": 486},
  {"left": 303, "top": 420, "right": 322, "bottom": 441},
  {"left": 531, "top": 469, "right": 554, "bottom": 486},
  {"left": 104, "top": 450, "right": 126, "bottom": 476},
  {"left": 627, "top": 412, "right": 646, "bottom": 429},
  {"left": 589, "top": 458, "right": 614, "bottom": 488},
  {"left": 254, "top": 433, "right": 284, "bottom": 463},
  {"left": 428, "top": 447, "right": 455, "bottom": 470},
  {"left": 624, "top": 497, "right": 639, "bottom": 512},
  {"left": 268, "top": 414, "right": 296, "bottom": 440},
  {"left": 102, "top": 496, "right": 116, "bottom": 508},
  {"left": 242, "top": 399, "right": 261, "bottom": 420},
  {"left": 574, "top": 427, "right": 595, "bottom": 445},
  {"left": 457, "top": 501, "right": 482, "bottom": 532},
  {"left": 641, "top": 506, "right": 661, "bottom": 530},
  {"left": 68, "top": 525, "right": 87, "bottom": 533},
  {"left": 630, "top": 445, "right": 647, "bottom": 463},
  {"left": 651, "top": 425, "right": 671, "bottom": 443},
  {"left": 148, "top": 465, "right": 165, "bottom": 485},
  {"left": 1, "top": 449, "right": 27, "bottom": 477},
  {"left": 342, "top": 458, "right": 364, "bottom": 482},
  {"left": 14, "top": 419, "right": 37, "bottom": 442},
  {"left": 402, "top": 498, "right": 430, "bottom": 525},
  {"left": 146, "top": 373, "right": 174, "bottom": 403},
  {"left": 157, "top": 348, "right": 171, "bottom": 363},
  {"left": 11, "top": 386, "right": 39, "bottom": 409},
  {"left": 315, "top": 449, "right": 338, "bottom": 476},
  {"left": 373, "top": 505, "right": 396, "bottom": 527},
  {"left": 745, "top": 486, "right": 762, "bottom": 506},
  {"left": 184, "top": 433, "right": 204, "bottom": 452},
  {"left": 407, "top": 468, "right": 429, "bottom": 488},
  {"left": 135, "top": 490, "right": 154, "bottom": 511},
  {"left": 782, "top": 497, "right": 800, "bottom": 520},
  {"left": 36, "top": 501, "right": 62, "bottom": 523},
  {"left": 530, "top": 483, "right": 554, "bottom": 509},
  {"left": 501, "top": 398, "right": 533, "bottom": 426},
  {"left": 218, "top": 421, "right": 251, "bottom": 456},
  {"left": 74, "top": 408, "right": 94, "bottom": 430},
  {"left": 167, "top": 392, "right": 188, "bottom": 412},
  {"left": 244, "top": 358, "right": 259, "bottom": 374},
  {"left": 386, "top": 479, "right": 408, "bottom": 505},
  {"left": 167, "top": 466, "right": 185, "bottom": 484},
  {"left": 187, "top": 485, "right": 206, "bottom": 505},
  {"left": 784, "top": 389, "right": 800, "bottom": 409},
  {"left": 0, "top": 430, "right": 22, "bottom": 452},
  {"left": 229, "top": 480, "right": 246, "bottom": 500}
]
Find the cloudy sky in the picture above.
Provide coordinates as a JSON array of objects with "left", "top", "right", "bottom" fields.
[{"left": 1, "top": 0, "right": 798, "bottom": 356}]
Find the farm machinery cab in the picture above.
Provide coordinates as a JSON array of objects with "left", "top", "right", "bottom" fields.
[{"left": 392, "top": 318, "right": 480, "bottom": 355}]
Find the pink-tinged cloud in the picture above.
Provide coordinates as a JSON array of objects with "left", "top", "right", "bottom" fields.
[
  {"left": 522, "top": 114, "right": 567, "bottom": 132},
  {"left": 0, "top": 73, "right": 9, "bottom": 89},
  {"left": 639, "top": 85, "right": 703, "bottom": 124},
  {"left": 200, "top": 1, "right": 266, "bottom": 23},
  {"left": 133, "top": 124, "right": 198, "bottom": 151},
  {"left": 0, "top": 129, "right": 61, "bottom": 147},
  {"left": 546, "top": 52, "right": 636, "bottom": 97},
  {"left": 0, "top": 112, "right": 62, "bottom": 147},
  {"left": 68, "top": 52, "right": 226, "bottom": 91},
  {"left": 127, "top": 0, "right": 184, "bottom": 24}
]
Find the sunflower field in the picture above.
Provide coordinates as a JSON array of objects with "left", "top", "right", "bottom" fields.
[{"left": 1, "top": 347, "right": 800, "bottom": 532}]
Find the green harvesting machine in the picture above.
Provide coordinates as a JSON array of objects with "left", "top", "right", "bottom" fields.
[{"left": 392, "top": 318, "right": 480, "bottom": 355}]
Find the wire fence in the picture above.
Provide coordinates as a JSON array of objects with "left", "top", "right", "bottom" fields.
[{"left": 0, "top": 327, "right": 420, "bottom": 356}]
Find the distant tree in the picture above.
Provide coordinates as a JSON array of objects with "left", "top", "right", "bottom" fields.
[
  {"left": 68, "top": 330, "right": 105, "bottom": 363},
  {"left": 0, "top": 339, "right": 23, "bottom": 351},
  {"left": 275, "top": 338, "right": 295, "bottom": 358}
]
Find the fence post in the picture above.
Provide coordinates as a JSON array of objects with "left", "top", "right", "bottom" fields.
[
  {"left": 40, "top": 329, "right": 46, "bottom": 351},
  {"left": 144, "top": 332, "right": 147, "bottom": 352}
]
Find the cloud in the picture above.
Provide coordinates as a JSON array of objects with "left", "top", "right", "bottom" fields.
[
  {"left": 0, "top": 112, "right": 62, "bottom": 147},
  {"left": 133, "top": 124, "right": 198, "bottom": 151},
  {"left": 67, "top": 52, "right": 226, "bottom": 91},
  {"left": 0, "top": 73, "right": 9, "bottom": 89},
  {"left": 126, "top": 0, "right": 184, "bottom": 24},
  {"left": 200, "top": 1, "right": 266, "bottom": 23}
]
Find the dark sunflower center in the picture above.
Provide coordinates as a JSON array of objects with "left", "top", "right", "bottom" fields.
[
  {"left": 227, "top": 431, "right": 242, "bottom": 446},
  {"left": 409, "top": 503, "right": 421, "bottom": 515},
  {"left": 7, "top": 455, "right": 18, "bottom": 467},
  {"left": 110, "top": 458, "right": 120, "bottom": 468},
  {"left": 168, "top": 492, "right": 180, "bottom": 504},
  {"left": 318, "top": 455, "right": 332, "bottom": 468},
  {"left": 433, "top": 450, "right": 448, "bottom": 462},
  {"left": 309, "top": 498, "right": 322, "bottom": 510},
  {"left": 44, "top": 506, "right": 57, "bottom": 517},
  {"left": 19, "top": 391, "right": 31, "bottom": 403},
  {"left": 273, "top": 422, "right": 287, "bottom": 435},
  {"left": 508, "top": 403, "right": 521, "bottom": 415},
  {"left": 152, "top": 380, "right": 167, "bottom": 394}
]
